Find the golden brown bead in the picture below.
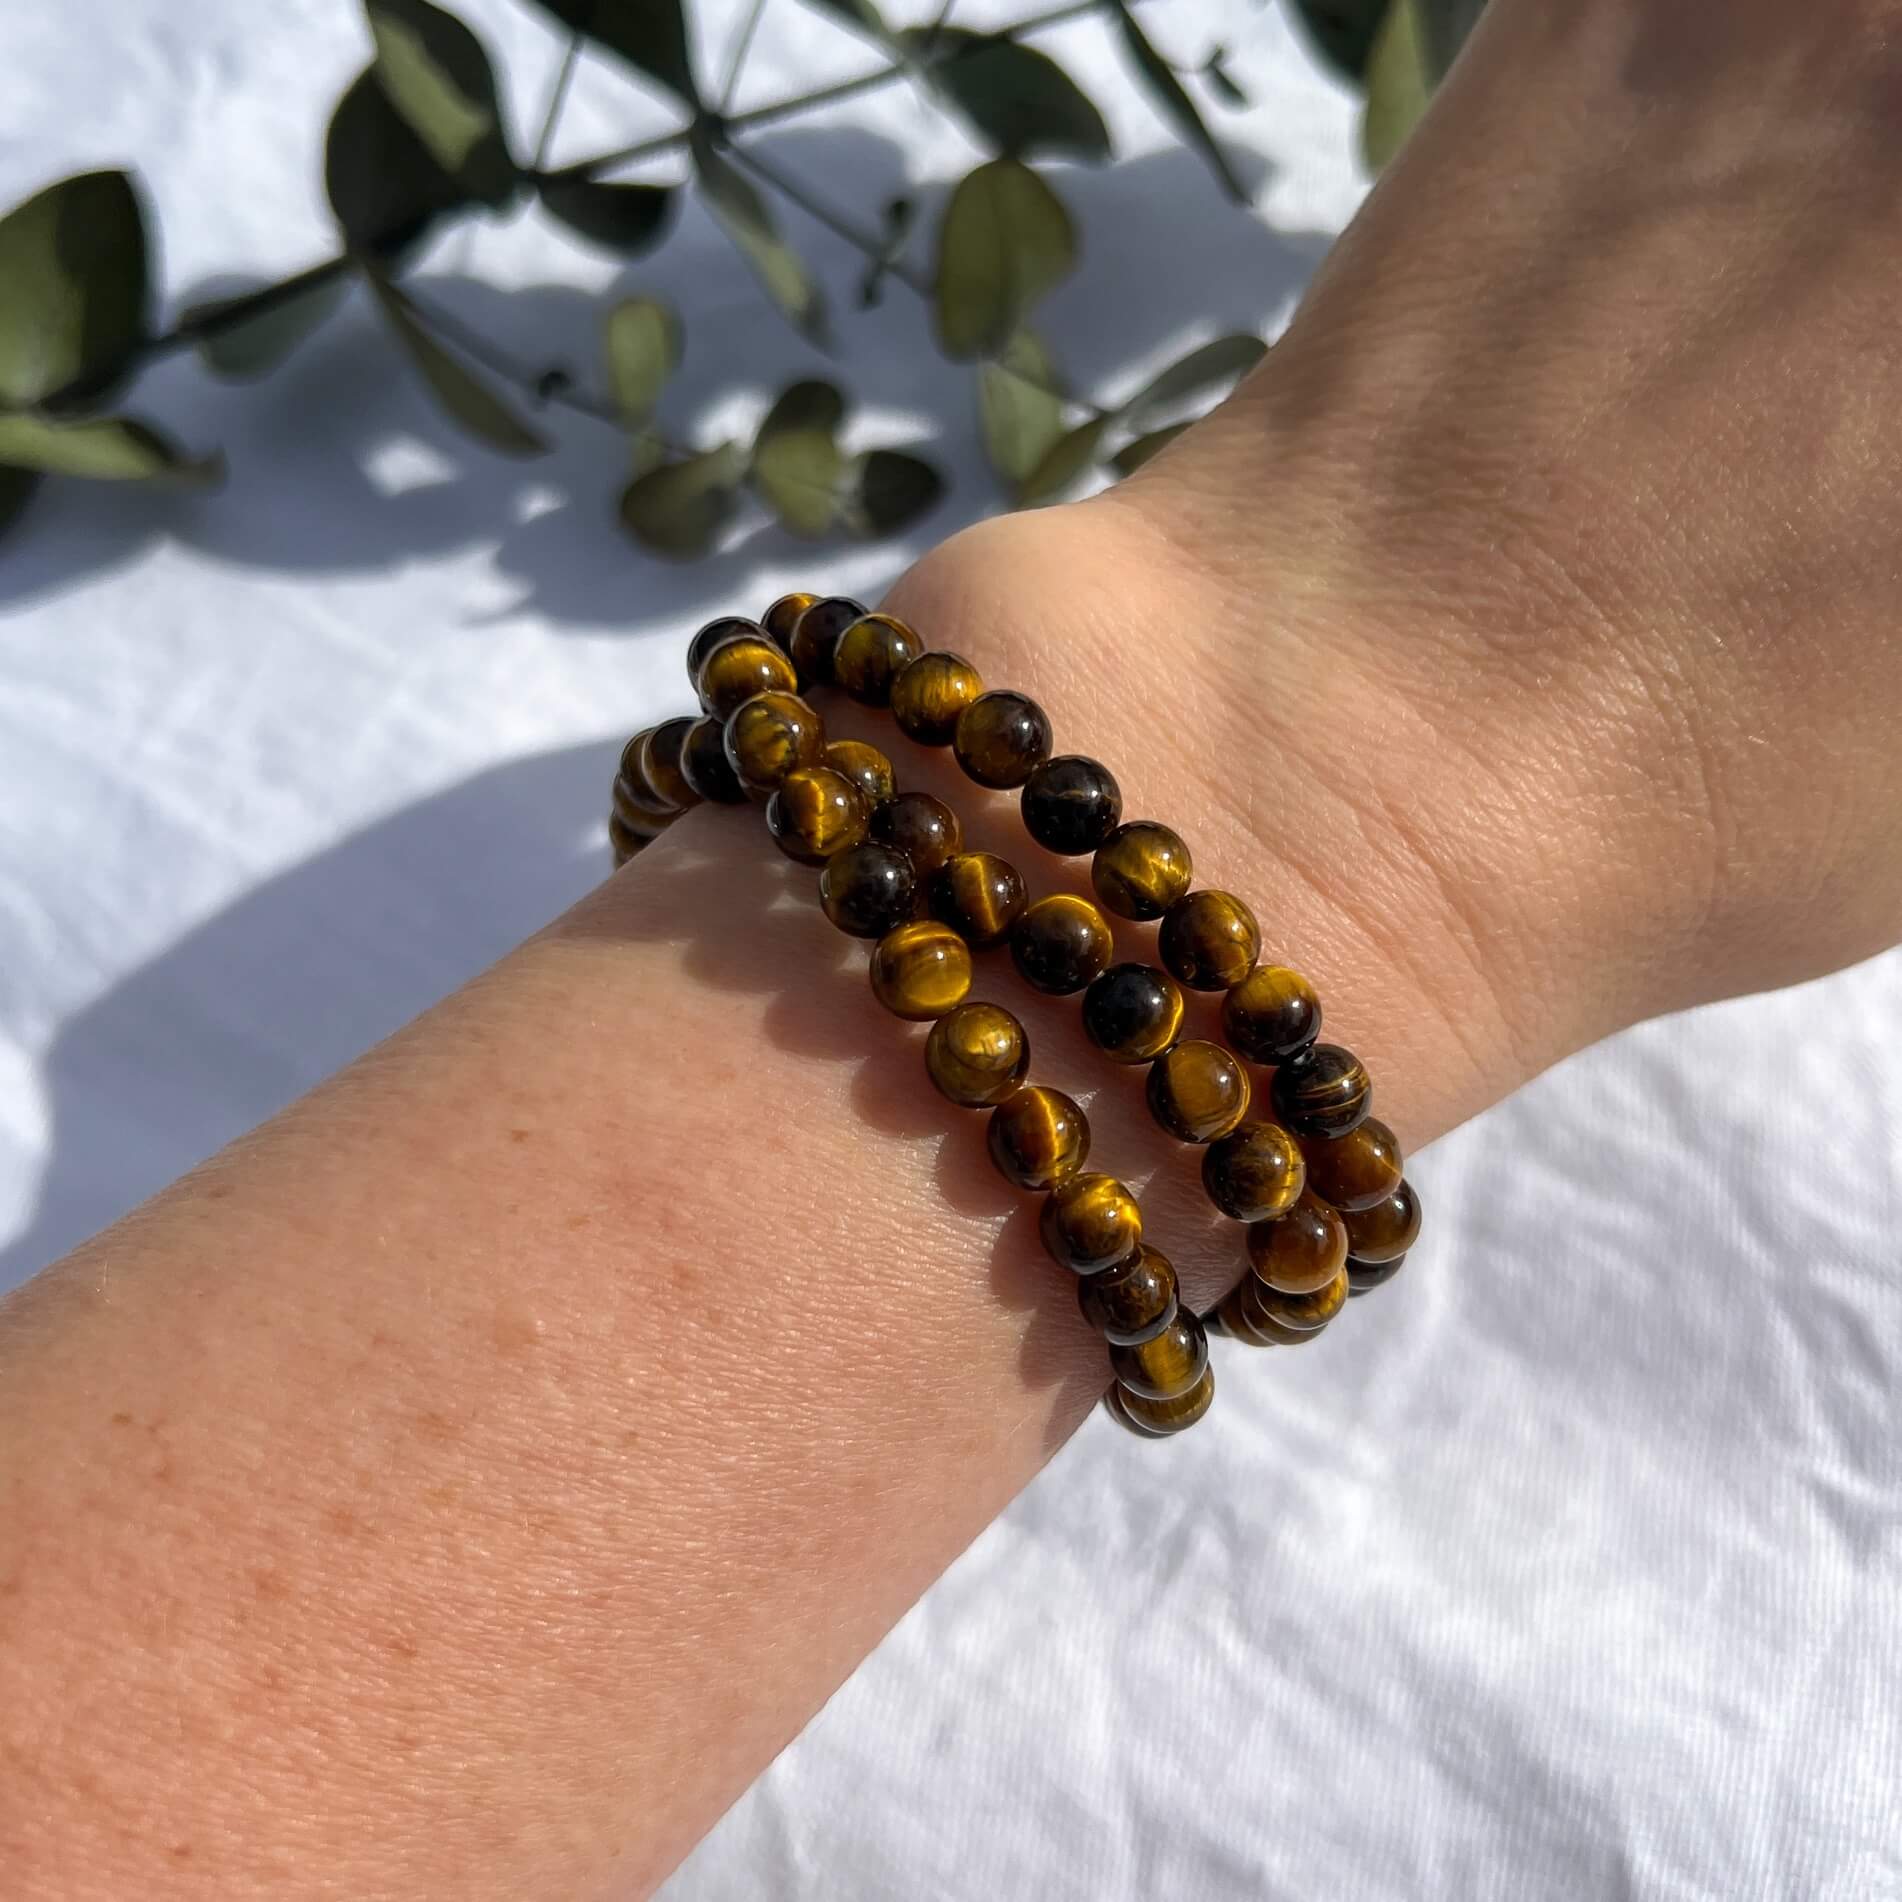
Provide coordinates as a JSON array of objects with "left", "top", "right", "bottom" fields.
[
  {"left": 686, "top": 615, "right": 763, "bottom": 683},
  {"left": 607, "top": 811, "right": 643, "bottom": 866},
  {"left": 765, "top": 765, "right": 870, "bottom": 865},
  {"left": 698, "top": 634, "right": 798, "bottom": 720},
  {"left": 925, "top": 1002, "right": 1030, "bottom": 1108},
  {"left": 1271, "top": 1042, "right": 1372, "bottom": 1138},
  {"left": 761, "top": 591, "right": 818, "bottom": 652},
  {"left": 680, "top": 713, "right": 748, "bottom": 803},
  {"left": 1146, "top": 1038, "right": 1250, "bottom": 1144},
  {"left": 890, "top": 650, "right": 984, "bottom": 746},
  {"left": 869, "top": 920, "right": 973, "bottom": 1021},
  {"left": 1219, "top": 1276, "right": 1328, "bottom": 1347},
  {"left": 1077, "top": 1244, "right": 1178, "bottom": 1346},
  {"left": 929, "top": 851, "right": 1027, "bottom": 949},
  {"left": 823, "top": 738, "right": 897, "bottom": 808},
  {"left": 1222, "top": 963, "right": 1322, "bottom": 1065},
  {"left": 868, "top": 791, "right": 962, "bottom": 876},
  {"left": 1299, "top": 1116, "right": 1403, "bottom": 1212},
  {"left": 724, "top": 690, "right": 825, "bottom": 794},
  {"left": 819, "top": 841, "right": 917, "bottom": 938},
  {"left": 1202, "top": 1121, "right": 1306, "bottom": 1223},
  {"left": 1254, "top": 1268, "right": 1348, "bottom": 1331},
  {"left": 1158, "top": 889, "right": 1261, "bottom": 992},
  {"left": 1105, "top": 1367, "right": 1214, "bottom": 1435},
  {"left": 1246, "top": 1188, "right": 1348, "bottom": 1294},
  {"left": 1341, "top": 1178, "right": 1422, "bottom": 1263},
  {"left": 953, "top": 690, "right": 1052, "bottom": 790},
  {"left": 987, "top": 1085, "right": 1089, "bottom": 1192},
  {"left": 1347, "top": 1252, "right": 1407, "bottom": 1296},
  {"left": 1091, "top": 821, "right": 1193, "bottom": 922},
  {"left": 1039, "top": 1172, "right": 1143, "bottom": 1275},
  {"left": 1109, "top": 1309, "right": 1208, "bottom": 1401},
  {"left": 613, "top": 772, "right": 676, "bottom": 835},
  {"left": 833, "top": 611, "right": 925, "bottom": 707},
  {"left": 1010, "top": 892, "right": 1114, "bottom": 996},
  {"left": 637, "top": 716, "right": 701, "bottom": 812},
  {"left": 1021, "top": 755, "right": 1123, "bottom": 856},
  {"left": 787, "top": 594, "right": 865, "bottom": 688},
  {"left": 1081, "top": 962, "right": 1185, "bottom": 1064},
  {"left": 618, "top": 730, "right": 664, "bottom": 807}
]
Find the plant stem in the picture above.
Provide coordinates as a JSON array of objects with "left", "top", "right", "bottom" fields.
[
  {"left": 717, "top": 0, "right": 771, "bottom": 114},
  {"left": 532, "top": 35, "right": 583, "bottom": 173},
  {"left": 168, "top": 256, "right": 355, "bottom": 344},
  {"left": 726, "top": 144, "right": 931, "bottom": 298}
]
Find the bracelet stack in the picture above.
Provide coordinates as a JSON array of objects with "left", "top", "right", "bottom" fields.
[{"left": 609, "top": 592, "right": 1422, "bottom": 1440}]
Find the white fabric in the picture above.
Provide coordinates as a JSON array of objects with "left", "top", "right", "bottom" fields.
[{"left": 2, "top": 4, "right": 1897, "bottom": 1895}]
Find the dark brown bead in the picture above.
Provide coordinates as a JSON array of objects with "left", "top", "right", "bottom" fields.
[
  {"left": 1246, "top": 1188, "right": 1348, "bottom": 1294},
  {"left": 1253, "top": 1268, "right": 1348, "bottom": 1331},
  {"left": 686, "top": 615, "right": 763, "bottom": 683},
  {"left": 1010, "top": 893, "right": 1114, "bottom": 996},
  {"left": 786, "top": 594, "right": 865, "bottom": 688},
  {"left": 1091, "top": 821, "right": 1193, "bottom": 922},
  {"left": 869, "top": 920, "right": 973, "bottom": 1021},
  {"left": 1021, "top": 754, "right": 1122, "bottom": 856},
  {"left": 613, "top": 747, "right": 677, "bottom": 823},
  {"left": 724, "top": 690, "right": 825, "bottom": 794},
  {"left": 1146, "top": 1038, "right": 1250, "bottom": 1144},
  {"left": 680, "top": 713, "right": 748, "bottom": 804},
  {"left": 819, "top": 841, "right": 917, "bottom": 938},
  {"left": 607, "top": 811, "right": 643, "bottom": 867},
  {"left": 1105, "top": 1367, "right": 1214, "bottom": 1435},
  {"left": 637, "top": 716, "right": 701, "bottom": 812},
  {"left": 929, "top": 851, "right": 1027, "bottom": 950},
  {"left": 1039, "top": 1172, "right": 1142, "bottom": 1275},
  {"left": 1299, "top": 1116, "right": 1403, "bottom": 1212},
  {"left": 890, "top": 650, "right": 984, "bottom": 745},
  {"left": 698, "top": 634, "right": 798, "bottom": 719},
  {"left": 761, "top": 591, "right": 818, "bottom": 652},
  {"left": 1080, "top": 962, "right": 1185, "bottom": 1064},
  {"left": 953, "top": 690, "right": 1052, "bottom": 790},
  {"left": 824, "top": 738, "right": 896, "bottom": 807},
  {"left": 1110, "top": 1310, "right": 1208, "bottom": 1401},
  {"left": 1158, "top": 889, "right": 1260, "bottom": 992},
  {"left": 1222, "top": 963, "right": 1322, "bottom": 1064},
  {"left": 868, "top": 791, "right": 962, "bottom": 876},
  {"left": 833, "top": 611, "right": 925, "bottom": 707},
  {"left": 1347, "top": 1252, "right": 1407, "bottom": 1296},
  {"left": 612, "top": 775, "right": 677, "bottom": 841},
  {"left": 618, "top": 730, "right": 662, "bottom": 807},
  {"left": 1340, "top": 1179, "right": 1422, "bottom": 1263},
  {"left": 1271, "top": 1042, "right": 1372, "bottom": 1138},
  {"left": 987, "top": 1085, "right": 1089, "bottom": 1192},
  {"left": 764, "top": 765, "right": 869, "bottom": 866},
  {"left": 1219, "top": 1276, "right": 1328, "bottom": 1347},
  {"left": 925, "top": 1002, "right": 1030, "bottom": 1108},
  {"left": 1202, "top": 1121, "right": 1306, "bottom": 1222},
  {"left": 1077, "top": 1244, "right": 1178, "bottom": 1346}
]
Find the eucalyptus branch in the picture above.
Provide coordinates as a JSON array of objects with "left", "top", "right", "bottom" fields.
[
  {"left": 532, "top": 35, "right": 583, "bottom": 172},
  {"left": 717, "top": 0, "right": 771, "bottom": 113},
  {"left": 726, "top": 142, "right": 931, "bottom": 297}
]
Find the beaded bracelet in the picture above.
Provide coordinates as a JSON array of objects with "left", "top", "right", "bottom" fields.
[{"left": 609, "top": 593, "right": 1422, "bottom": 1438}]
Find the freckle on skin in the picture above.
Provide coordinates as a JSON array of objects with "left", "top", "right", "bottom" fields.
[
  {"left": 204, "top": 1184, "right": 233, "bottom": 1200},
  {"left": 110, "top": 1412, "right": 133, "bottom": 1427},
  {"left": 415, "top": 1410, "right": 457, "bottom": 1443},
  {"left": 325, "top": 1506, "right": 359, "bottom": 1536},
  {"left": 169, "top": 1844, "right": 192, "bottom": 1861},
  {"left": 386, "top": 1633, "right": 419, "bottom": 1661},
  {"left": 509, "top": 1128, "right": 532, "bottom": 1144},
  {"left": 251, "top": 1569, "right": 287, "bottom": 1601},
  {"left": 492, "top": 1303, "right": 545, "bottom": 1354}
]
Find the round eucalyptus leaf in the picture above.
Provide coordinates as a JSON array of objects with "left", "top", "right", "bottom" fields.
[
  {"left": 792, "top": 0, "right": 890, "bottom": 45},
  {"left": 904, "top": 29, "right": 1111, "bottom": 163},
  {"left": 1016, "top": 415, "right": 1110, "bottom": 506},
  {"left": 691, "top": 133, "right": 829, "bottom": 347},
  {"left": 523, "top": 0, "right": 699, "bottom": 107},
  {"left": 977, "top": 330, "right": 1066, "bottom": 486},
  {"left": 0, "top": 464, "right": 43, "bottom": 541},
  {"left": 933, "top": 159, "right": 1076, "bottom": 363},
  {"left": 368, "top": 273, "right": 549, "bottom": 457},
  {"left": 602, "top": 296, "right": 682, "bottom": 423},
  {"left": 183, "top": 270, "right": 350, "bottom": 381},
  {"left": 0, "top": 412, "right": 221, "bottom": 484},
  {"left": 1120, "top": 334, "right": 1264, "bottom": 430},
  {"left": 1286, "top": 0, "right": 1389, "bottom": 81},
  {"left": 537, "top": 176, "right": 676, "bottom": 254},
  {"left": 1362, "top": 0, "right": 1431, "bottom": 172},
  {"left": 757, "top": 378, "right": 847, "bottom": 440},
  {"left": 1422, "top": 0, "right": 1488, "bottom": 78},
  {"left": 620, "top": 442, "right": 748, "bottom": 557},
  {"left": 752, "top": 427, "right": 845, "bottom": 539},
  {"left": 1112, "top": 4, "right": 1248, "bottom": 206},
  {"left": 843, "top": 449, "right": 943, "bottom": 539},
  {"left": 365, "top": 0, "right": 515, "bottom": 206},
  {"left": 325, "top": 66, "right": 472, "bottom": 257}
]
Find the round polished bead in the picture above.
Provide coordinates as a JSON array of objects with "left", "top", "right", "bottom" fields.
[
  {"left": 868, "top": 791, "right": 962, "bottom": 876},
  {"left": 1271, "top": 1042, "right": 1372, "bottom": 1138},
  {"left": 1299, "top": 1116, "right": 1403, "bottom": 1212},
  {"left": 636, "top": 716, "right": 701, "bottom": 812},
  {"left": 869, "top": 920, "right": 973, "bottom": 1021},
  {"left": 925, "top": 1002, "right": 1030, "bottom": 1108},
  {"left": 987, "top": 1085, "right": 1089, "bottom": 1191},
  {"left": 1158, "top": 889, "right": 1260, "bottom": 992},
  {"left": 607, "top": 810, "right": 643, "bottom": 866},
  {"left": 1077, "top": 1243, "right": 1178, "bottom": 1346},
  {"left": 1039, "top": 1172, "right": 1143, "bottom": 1275},
  {"left": 613, "top": 771, "right": 676, "bottom": 833},
  {"left": 1105, "top": 1367, "right": 1214, "bottom": 1435},
  {"left": 1146, "top": 1038, "right": 1250, "bottom": 1144},
  {"left": 1220, "top": 1275, "right": 1329, "bottom": 1346},
  {"left": 1340, "top": 1178, "right": 1422, "bottom": 1263},
  {"left": 1202, "top": 1121, "right": 1306, "bottom": 1222},
  {"left": 1010, "top": 892, "right": 1114, "bottom": 996},
  {"left": 764, "top": 765, "right": 869, "bottom": 866},
  {"left": 823, "top": 738, "right": 896, "bottom": 807},
  {"left": 1109, "top": 1309, "right": 1208, "bottom": 1401},
  {"left": 1091, "top": 821, "right": 1193, "bottom": 922},
  {"left": 761, "top": 591, "right": 818, "bottom": 652},
  {"left": 819, "top": 841, "right": 917, "bottom": 938},
  {"left": 1254, "top": 1267, "right": 1348, "bottom": 1331},
  {"left": 786, "top": 594, "right": 866, "bottom": 688},
  {"left": 686, "top": 615, "right": 763, "bottom": 684},
  {"left": 1222, "top": 963, "right": 1322, "bottom": 1064},
  {"left": 833, "top": 611, "right": 925, "bottom": 707},
  {"left": 1246, "top": 1188, "right": 1348, "bottom": 1294},
  {"left": 1347, "top": 1251, "right": 1407, "bottom": 1296},
  {"left": 679, "top": 713, "right": 748, "bottom": 804},
  {"left": 953, "top": 690, "right": 1053, "bottom": 790},
  {"left": 1081, "top": 962, "right": 1185, "bottom": 1064},
  {"left": 698, "top": 634, "right": 798, "bottom": 719},
  {"left": 724, "top": 690, "right": 825, "bottom": 794},
  {"left": 929, "top": 851, "right": 1027, "bottom": 950},
  {"left": 1021, "top": 754, "right": 1123, "bottom": 856},
  {"left": 890, "top": 650, "right": 984, "bottom": 745},
  {"left": 615, "top": 737, "right": 675, "bottom": 818}
]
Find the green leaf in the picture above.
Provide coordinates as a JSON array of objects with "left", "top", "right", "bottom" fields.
[
  {"left": 1108, "top": 421, "right": 1187, "bottom": 476},
  {"left": 1120, "top": 334, "right": 1264, "bottom": 429},
  {"left": 1286, "top": 0, "right": 1388, "bottom": 81},
  {"left": 1017, "top": 415, "right": 1110, "bottom": 506},
  {"left": 182, "top": 271, "right": 350, "bottom": 380},
  {"left": 933, "top": 158, "right": 1076, "bottom": 362},
  {"left": 1204, "top": 52, "right": 1248, "bottom": 109},
  {"left": 0, "top": 412, "right": 220, "bottom": 484},
  {"left": 1362, "top": 0, "right": 1432, "bottom": 172},
  {"left": 691, "top": 132, "right": 828, "bottom": 346},
  {"left": 977, "top": 329, "right": 1066, "bottom": 486},
  {"left": 537, "top": 175, "right": 676, "bottom": 253},
  {"left": 1421, "top": 0, "right": 1487, "bottom": 77},
  {"left": 364, "top": 0, "right": 514, "bottom": 204},
  {"left": 794, "top": 0, "right": 890, "bottom": 44},
  {"left": 0, "top": 170, "right": 149, "bottom": 410},
  {"left": 367, "top": 274, "right": 549, "bottom": 456},
  {"left": 602, "top": 295, "right": 682, "bottom": 422},
  {"left": 751, "top": 383, "right": 847, "bottom": 539},
  {"left": 903, "top": 29, "right": 1110, "bottom": 163},
  {"left": 842, "top": 448, "right": 942, "bottom": 538},
  {"left": 620, "top": 441, "right": 748, "bottom": 556},
  {"left": 522, "top": 0, "right": 699, "bottom": 106},
  {"left": 1113, "top": 4, "right": 1248, "bottom": 206},
  {"left": 857, "top": 195, "right": 915, "bottom": 309},
  {"left": 325, "top": 65, "right": 472, "bottom": 256},
  {"left": 0, "top": 464, "right": 43, "bottom": 540}
]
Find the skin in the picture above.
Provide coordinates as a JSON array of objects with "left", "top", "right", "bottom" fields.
[{"left": 5, "top": 0, "right": 1902, "bottom": 1893}]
